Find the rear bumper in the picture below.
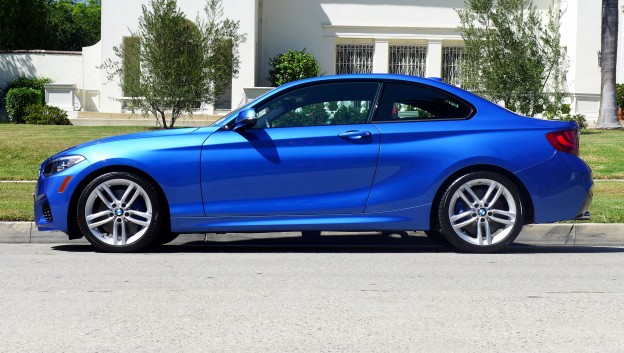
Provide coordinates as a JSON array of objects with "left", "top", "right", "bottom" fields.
[
  {"left": 515, "top": 152, "right": 593, "bottom": 224},
  {"left": 575, "top": 190, "right": 592, "bottom": 220}
]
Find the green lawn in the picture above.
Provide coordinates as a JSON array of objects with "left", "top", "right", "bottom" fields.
[
  {"left": 0, "top": 125, "right": 623, "bottom": 222},
  {"left": 0, "top": 125, "right": 149, "bottom": 180},
  {"left": 586, "top": 181, "right": 624, "bottom": 223},
  {"left": 580, "top": 130, "right": 624, "bottom": 179},
  {"left": 0, "top": 182, "right": 34, "bottom": 221}
]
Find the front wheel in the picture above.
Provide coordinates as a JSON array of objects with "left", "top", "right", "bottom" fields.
[
  {"left": 437, "top": 172, "right": 524, "bottom": 253},
  {"left": 77, "top": 172, "right": 163, "bottom": 252}
]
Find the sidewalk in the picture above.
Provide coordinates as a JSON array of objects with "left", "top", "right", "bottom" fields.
[{"left": 1, "top": 222, "right": 623, "bottom": 246}]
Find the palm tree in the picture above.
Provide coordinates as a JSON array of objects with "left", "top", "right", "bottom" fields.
[{"left": 596, "top": 0, "right": 622, "bottom": 129}]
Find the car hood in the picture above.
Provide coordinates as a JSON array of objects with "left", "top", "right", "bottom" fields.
[{"left": 52, "top": 127, "right": 205, "bottom": 158}]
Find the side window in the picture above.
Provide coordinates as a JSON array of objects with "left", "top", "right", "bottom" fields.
[
  {"left": 254, "top": 82, "right": 379, "bottom": 128},
  {"left": 374, "top": 83, "right": 473, "bottom": 122}
]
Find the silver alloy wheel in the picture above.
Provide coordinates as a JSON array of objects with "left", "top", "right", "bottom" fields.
[
  {"left": 447, "top": 178, "right": 517, "bottom": 246},
  {"left": 84, "top": 178, "right": 153, "bottom": 246}
]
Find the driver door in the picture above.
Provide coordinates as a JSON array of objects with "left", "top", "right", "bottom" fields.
[{"left": 200, "top": 81, "right": 381, "bottom": 216}]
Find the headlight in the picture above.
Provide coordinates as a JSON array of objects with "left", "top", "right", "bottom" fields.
[{"left": 43, "top": 155, "right": 85, "bottom": 177}]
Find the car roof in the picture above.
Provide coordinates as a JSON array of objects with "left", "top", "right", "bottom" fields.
[
  {"left": 278, "top": 73, "right": 447, "bottom": 89},
  {"left": 272, "top": 73, "right": 489, "bottom": 105}
]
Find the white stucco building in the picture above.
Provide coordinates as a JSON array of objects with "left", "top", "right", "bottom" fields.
[{"left": 0, "top": 0, "right": 619, "bottom": 125}]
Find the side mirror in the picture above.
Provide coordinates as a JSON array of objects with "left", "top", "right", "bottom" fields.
[{"left": 232, "top": 108, "right": 257, "bottom": 131}]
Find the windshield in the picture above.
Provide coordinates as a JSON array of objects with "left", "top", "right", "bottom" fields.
[
  {"left": 210, "top": 105, "right": 245, "bottom": 126},
  {"left": 209, "top": 88, "right": 277, "bottom": 127}
]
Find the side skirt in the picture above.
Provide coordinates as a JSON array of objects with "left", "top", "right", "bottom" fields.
[{"left": 171, "top": 205, "right": 431, "bottom": 234}]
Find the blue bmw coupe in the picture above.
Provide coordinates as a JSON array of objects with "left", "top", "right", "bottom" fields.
[{"left": 34, "top": 74, "right": 592, "bottom": 253}]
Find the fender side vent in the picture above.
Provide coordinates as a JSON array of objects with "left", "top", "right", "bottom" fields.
[{"left": 42, "top": 201, "right": 53, "bottom": 222}]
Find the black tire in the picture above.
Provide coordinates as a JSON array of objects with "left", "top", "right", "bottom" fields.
[
  {"left": 77, "top": 172, "right": 163, "bottom": 253},
  {"left": 437, "top": 171, "right": 524, "bottom": 253}
]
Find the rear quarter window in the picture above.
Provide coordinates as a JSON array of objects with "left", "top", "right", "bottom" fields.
[{"left": 374, "top": 82, "right": 474, "bottom": 122}]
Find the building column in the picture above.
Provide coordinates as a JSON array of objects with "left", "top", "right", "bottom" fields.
[
  {"left": 228, "top": 0, "right": 258, "bottom": 110},
  {"left": 373, "top": 39, "right": 389, "bottom": 73},
  {"left": 425, "top": 40, "right": 443, "bottom": 78}
]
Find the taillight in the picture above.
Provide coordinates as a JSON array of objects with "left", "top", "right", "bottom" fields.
[{"left": 546, "top": 129, "right": 579, "bottom": 156}]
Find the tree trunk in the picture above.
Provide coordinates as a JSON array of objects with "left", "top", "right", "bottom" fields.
[
  {"left": 597, "top": 0, "right": 622, "bottom": 129},
  {"left": 157, "top": 109, "right": 168, "bottom": 129}
]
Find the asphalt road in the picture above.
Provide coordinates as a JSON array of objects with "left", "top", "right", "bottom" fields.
[{"left": 1, "top": 237, "right": 623, "bottom": 352}]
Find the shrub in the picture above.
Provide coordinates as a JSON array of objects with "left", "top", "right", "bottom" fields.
[
  {"left": 268, "top": 49, "right": 320, "bottom": 87},
  {"left": 5, "top": 88, "right": 43, "bottom": 123},
  {"left": 6, "top": 76, "right": 52, "bottom": 105},
  {"left": 561, "top": 103, "right": 571, "bottom": 115},
  {"left": 22, "top": 105, "right": 71, "bottom": 125},
  {"left": 617, "top": 83, "right": 624, "bottom": 108},
  {"left": 544, "top": 110, "right": 588, "bottom": 130},
  {"left": 559, "top": 113, "right": 588, "bottom": 130}
]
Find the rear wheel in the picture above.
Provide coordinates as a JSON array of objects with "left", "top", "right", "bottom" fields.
[
  {"left": 77, "top": 172, "right": 163, "bottom": 252},
  {"left": 437, "top": 172, "right": 523, "bottom": 253}
]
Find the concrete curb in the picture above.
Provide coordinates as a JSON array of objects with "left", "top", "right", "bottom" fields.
[
  {"left": 0, "top": 222, "right": 83, "bottom": 244},
  {"left": 516, "top": 223, "right": 624, "bottom": 246},
  {"left": 1, "top": 222, "right": 623, "bottom": 246}
]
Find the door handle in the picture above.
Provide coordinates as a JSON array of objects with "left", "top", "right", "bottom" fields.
[{"left": 338, "top": 130, "right": 372, "bottom": 140}]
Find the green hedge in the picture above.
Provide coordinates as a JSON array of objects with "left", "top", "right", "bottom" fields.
[
  {"left": 5, "top": 88, "right": 43, "bottom": 123},
  {"left": 22, "top": 105, "right": 71, "bottom": 125},
  {"left": 6, "top": 76, "right": 52, "bottom": 105}
]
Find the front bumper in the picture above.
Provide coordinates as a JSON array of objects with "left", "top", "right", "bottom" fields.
[
  {"left": 34, "top": 193, "right": 54, "bottom": 229},
  {"left": 34, "top": 176, "right": 71, "bottom": 232},
  {"left": 34, "top": 158, "right": 91, "bottom": 233}
]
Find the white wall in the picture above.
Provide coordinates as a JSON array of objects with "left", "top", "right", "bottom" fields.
[
  {"left": 82, "top": 41, "right": 102, "bottom": 91},
  {"left": 0, "top": 43, "right": 104, "bottom": 113},
  {"left": 258, "top": 0, "right": 561, "bottom": 86},
  {"left": 258, "top": 0, "right": 468, "bottom": 85},
  {"left": 558, "top": 0, "right": 601, "bottom": 122},
  {"left": 0, "top": 51, "right": 83, "bottom": 90},
  {"left": 100, "top": 0, "right": 147, "bottom": 113},
  {"left": 224, "top": 0, "right": 257, "bottom": 109}
]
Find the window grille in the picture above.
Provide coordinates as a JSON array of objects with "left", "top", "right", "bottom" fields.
[
  {"left": 389, "top": 45, "right": 427, "bottom": 76},
  {"left": 442, "top": 46, "right": 466, "bottom": 86},
  {"left": 336, "top": 44, "right": 374, "bottom": 74}
]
